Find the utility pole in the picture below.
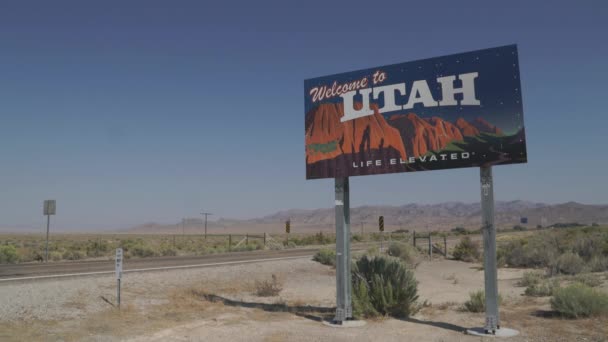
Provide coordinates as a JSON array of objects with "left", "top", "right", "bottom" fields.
[{"left": 201, "top": 212, "right": 212, "bottom": 239}]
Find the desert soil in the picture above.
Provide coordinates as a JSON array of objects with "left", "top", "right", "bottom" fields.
[{"left": 0, "top": 256, "right": 607, "bottom": 342}]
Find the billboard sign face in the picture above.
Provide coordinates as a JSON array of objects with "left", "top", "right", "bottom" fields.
[{"left": 304, "top": 45, "right": 526, "bottom": 179}]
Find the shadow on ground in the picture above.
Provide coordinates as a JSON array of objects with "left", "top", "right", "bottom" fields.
[
  {"left": 200, "top": 293, "right": 470, "bottom": 331},
  {"left": 400, "top": 317, "right": 467, "bottom": 334},
  {"left": 200, "top": 293, "right": 335, "bottom": 322}
]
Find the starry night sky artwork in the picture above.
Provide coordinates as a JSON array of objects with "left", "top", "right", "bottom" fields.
[{"left": 304, "top": 45, "right": 527, "bottom": 180}]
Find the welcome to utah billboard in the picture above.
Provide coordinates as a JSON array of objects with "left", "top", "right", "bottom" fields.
[{"left": 304, "top": 45, "right": 527, "bottom": 179}]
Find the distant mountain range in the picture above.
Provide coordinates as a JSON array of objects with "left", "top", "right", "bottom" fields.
[{"left": 126, "top": 201, "right": 608, "bottom": 234}]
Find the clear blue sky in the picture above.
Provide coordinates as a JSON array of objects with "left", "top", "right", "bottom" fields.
[{"left": 1, "top": 0, "right": 607, "bottom": 229}]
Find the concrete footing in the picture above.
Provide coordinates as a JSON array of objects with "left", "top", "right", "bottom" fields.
[
  {"left": 322, "top": 320, "right": 366, "bottom": 328},
  {"left": 466, "top": 327, "right": 519, "bottom": 337}
]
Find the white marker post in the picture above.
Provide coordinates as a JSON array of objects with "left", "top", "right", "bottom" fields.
[{"left": 115, "top": 248, "right": 123, "bottom": 308}]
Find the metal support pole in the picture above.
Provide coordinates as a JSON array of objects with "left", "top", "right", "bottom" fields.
[
  {"left": 117, "top": 278, "right": 121, "bottom": 308},
  {"left": 263, "top": 232, "right": 266, "bottom": 246},
  {"left": 413, "top": 231, "right": 416, "bottom": 247},
  {"left": 429, "top": 234, "right": 432, "bottom": 259},
  {"left": 228, "top": 234, "right": 232, "bottom": 251},
  {"left": 444, "top": 236, "right": 447, "bottom": 258},
  {"left": 45, "top": 214, "right": 50, "bottom": 263},
  {"left": 201, "top": 212, "right": 212, "bottom": 240},
  {"left": 334, "top": 177, "right": 352, "bottom": 323},
  {"left": 480, "top": 166, "right": 500, "bottom": 333}
]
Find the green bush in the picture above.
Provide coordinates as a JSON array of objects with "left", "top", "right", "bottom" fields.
[
  {"left": 525, "top": 279, "right": 559, "bottom": 297},
  {"left": 312, "top": 248, "right": 335, "bottom": 266},
  {"left": 501, "top": 236, "right": 558, "bottom": 269},
  {"left": 351, "top": 255, "right": 418, "bottom": 318},
  {"left": 387, "top": 242, "right": 420, "bottom": 268},
  {"left": 554, "top": 252, "right": 585, "bottom": 275},
  {"left": 0, "top": 245, "right": 19, "bottom": 264},
  {"left": 551, "top": 283, "right": 608, "bottom": 318},
  {"left": 452, "top": 237, "right": 480, "bottom": 262},
  {"left": 463, "top": 290, "right": 503, "bottom": 312},
  {"left": 574, "top": 236, "right": 604, "bottom": 261}
]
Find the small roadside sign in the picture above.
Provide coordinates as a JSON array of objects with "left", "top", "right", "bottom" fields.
[
  {"left": 43, "top": 200, "right": 56, "bottom": 216},
  {"left": 379, "top": 216, "right": 384, "bottom": 232},
  {"left": 115, "top": 248, "right": 123, "bottom": 280}
]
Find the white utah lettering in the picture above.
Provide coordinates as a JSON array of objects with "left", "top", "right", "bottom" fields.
[{"left": 340, "top": 72, "right": 481, "bottom": 122}]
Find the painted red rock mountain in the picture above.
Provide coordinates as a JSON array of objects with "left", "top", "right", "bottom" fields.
[
  {"left": 471, "top": 117, "right": 504, "bottom": 135},
  {"left": 305, "top": 103, "right": 407, "bottom": 164},
  {"left": 306, "top": 103, "right": 506, "bottom": 164},
  {"left": 455, "top": 118, "right": 480, "bottom": 137},
  {"left": 389, "top": 114, "right": 464, "bottom": 157}
]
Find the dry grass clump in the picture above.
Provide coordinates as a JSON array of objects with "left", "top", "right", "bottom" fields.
[{"left": 254, "top": 274, "right": 284, "bottom": 297}]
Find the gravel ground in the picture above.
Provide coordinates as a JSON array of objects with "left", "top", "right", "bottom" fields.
[
  {"left": 0, "top": 256, "right": 327, "bottom": 322},
  {"left": 2, "top": 257, "right": 607, "bottom": 342}
]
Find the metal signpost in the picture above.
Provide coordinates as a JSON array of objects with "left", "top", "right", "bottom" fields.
[
  {"left": 334, "top": 177, "right": 352, "bottom": 323},
  {"left": 115, "top": 248, "right": 123, "bottom": 308},
  {"left": 480, "top": 167, "right": 499, "bottom": 333},
  {"left": 304, "top": 45, "right": 527, "bottom": 332},
  {"left": 43, "top": 200, "right": 56, "bottom": 263},
  {"left": 201, "top": 212, "right": 212, "bottom": 239}
]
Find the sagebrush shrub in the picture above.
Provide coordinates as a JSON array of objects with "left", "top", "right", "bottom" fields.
[
  {"left": 525, "top": 279, "right": 559, "bottom": 297},
  {"left": 551, "top": 283, "right": 608, "bottom": 318},
  {"left": 572, "top": 273, "right": 602, "bottom": 288},
  {"left": 0, "top": 245, "right": 19, "bottom": 264},
  {"left": 387, "top": 242, "right": 420, "bottom": 268},
  {"left": 312, "top": 248, "right": 335, "bottom": 266},
  {"left": 463, "top": 290, "right": 503, "bottom": 312},
  {"left": 554, "top": 252, "right": 585, "bottom": 275},
  {"left": 517, "top": 271, "right": 544, "bottom": 287},
  {"left": 452, "top": 237, "right": 480, "bottom": 262},
  {"left": 588, "top": 256, "right": 608, "bottom": 272},
  {"left": 352, "top": 255, "right": 418, "bottom": 318}
]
